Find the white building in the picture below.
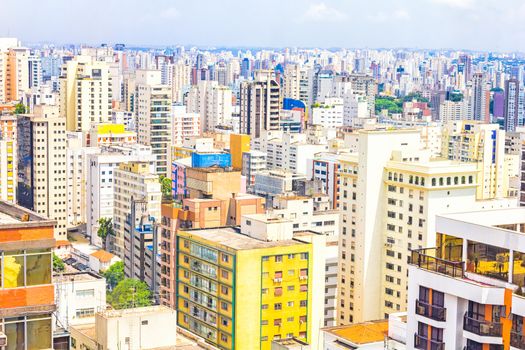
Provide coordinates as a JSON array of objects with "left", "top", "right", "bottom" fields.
[
  {"left": 172, "top": 104, "right": 201, "bottom": 147},
  {"left": 54, "top": 271, "right": 107, "bottom": 330},
  {"left": 86, "top": 144, "right": 156, "bottom": 246},
  {"left": 311, "top": 98, "right": 344, "bottom": 128},
  {"left": 407, "top": 208, "right": 525, "bottom": 349}
]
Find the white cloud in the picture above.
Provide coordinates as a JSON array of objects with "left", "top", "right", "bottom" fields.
[
  {"left": 160, "top": 7, "right": 180, "bottom": 20},
  {"left": 300, "top": 3, "right": 347, "bottom": 22},
  {"left": 368, "top": 9, "right": 410, "bottom": 22},
  {"left": 431, "top": 0, "right": 474, "bottom": 9}
]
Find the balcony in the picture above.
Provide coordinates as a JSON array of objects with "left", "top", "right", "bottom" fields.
[
  {"left": 463, "top": 313, "right": 502, "bottom": 337},
  {"left": 414, "top": 333, "right": 445, "bottom": 350},
  {"left": 410, "top": 248, "right": 464, "bottom": 278},
  {"left": 511, "top": 331, "right": 525, "bottom": 349},
  {"left": 415, "top": 299, "right": 446, "bottom": 322}
]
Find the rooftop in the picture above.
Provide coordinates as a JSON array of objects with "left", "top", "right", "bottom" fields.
[
  {"left": 179, "top": 226, "right": 307, "bottom": 250},
  {"left": 53, "top": 270, "right": 104, "bottom": 283},
  {"left": 99, "top": 305, "right": 174, "bottom": 319},
  {"left": 323, "top": 320, "right": 389, "bottom": 345},
  {"left": 0, "top": 200, "right": 55, "bottom": 227},
  {"left": 90, "top": 249, "right": 115, "bottom": 263}
]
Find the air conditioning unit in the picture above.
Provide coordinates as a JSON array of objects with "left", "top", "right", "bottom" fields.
[
  {"left": 0, "top": 332, "right": 6, "bottom": 347},
  {"left": 274, "top": 278, "right": 282, "bottom": 283}
]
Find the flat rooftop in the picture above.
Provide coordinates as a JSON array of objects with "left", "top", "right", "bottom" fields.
[
  {"left": 99, "top": 305, "right": 174, "bottom": 319},
  {"left": 323, "top": 319, "right": 389, "bottom": 345},
  {"left": 179, "top": 226, "right": 307, "bottom": 250},
  {"left": 0, "top": 200, "right": 55, "bottom": 227},
  {"left": 53, "top": 271, "right": 103, "bottom": 283}
]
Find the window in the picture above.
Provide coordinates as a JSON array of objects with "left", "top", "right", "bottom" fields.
[
  {"left": 300, "top": 284, "right": 308, "bottom": 292},
  {"left": 275, "top": 255, "right": 283, "bottom": 262},
  {"left": 76, "top": 289, "right": 95, "bottom": 298},
  {"left": 76, "top": 308, "right": 95, "bottom": 318},
  {"left": 300, "top": 300, "right": 307, "bottom": 307},
  {"left": 274, "top": 319, "right": 282, "bottom": 326},
  {"left": 287, "top": 285, "right": 295, "bottom": 291},
  {"left": 274, "top": 303, "right": 282, "bottom": 310},
  {"left": 221, "top": 254, "right": 230, "bottom": 263},
  {"left": 287, "top": 301, "right": 294, "bottom": 307},
  {"left": 274, "top": 287, "right": 283, "bottom": 296},
  {"left": 274, "top": 271, "right": 283, "bottom": 279},
  {"left": 221, "top": 302, "right": 228, "bottom": 311},
  {"left": 221, "top": 270, "right": 229, "bottom": 279},
  {"left": 300, "top": 253, "right": 308, "bottom": 260},
  {"left": 221, "top": 286, "right": 229, "bottom": 295}
]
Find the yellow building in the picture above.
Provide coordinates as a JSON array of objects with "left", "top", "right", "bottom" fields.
[
  {"left": 229, "top": 134, "right": 250, "bottom": 170},
  {"left": 176, "top": 226, "right": 325, "bottom": 350},
  {"left": 88, "top": 123, "right": 137, "bottom": 147},
  {"left": 0, "top": 115, "right": 16, "bottom": 202}
]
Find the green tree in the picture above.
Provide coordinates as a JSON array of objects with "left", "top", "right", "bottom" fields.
[
  {"left": 103, "top": 261, "right": 124, "bottom": 290},
  {"left": 97, "top": 217, "right": 114, "bottom": 248},
  {"left": 13, "top": 103, "right": 26, "bottom": 115},
  {"left": 159, "top": 175, "right": 172, "bottom": 201},
  {"left": 53, "top": 253, "right": 65, "bottom": 272},
  {"left": 108, "top": 278, "right": 152, "bottom": 309}
]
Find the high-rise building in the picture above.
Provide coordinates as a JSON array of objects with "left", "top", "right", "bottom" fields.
[
  {"left": 28, "top": 54, "right": 42, "bottom": 89},
  {"left": 112, "top": 161, "right": 161, "bottom": 259},
  {"left": 187, "top": 80, "right": 232, "bottom": 132},
  {"left": 0, "top": 115, "right": 17, "bottom": 202},
  {"left": 336, "top": 129, "right": 516, "bottom": 325},
  {"left": 407, "top": 208, "right": 525, "bottom": 349},
  {"left": 59, "top": 56, "right": 113, "bottom": 132},
  {"left": 175, "top": 220, "right": 326, "bottom": 349},
  {"left": 504, "top": 78, "right": 525, "bottom": 132},
  {"left": 438, "top": 100, "right": 467, "bottom": 123},
  {"left": 86, "top": 144, "right": 156, "bottom": 246},
  {"left": 171, "top": 60, "right": 191, "bottom": 103},
  {"left": 469, "top": 73, "right": 490, "bottom": 123},
  {"left": 229, "top": 133, "right": 250, "bottom": 170},
  {"left": 239, "top": 71, "right": 281, "bottom": 138},
  {"left": 16, "top": 105, "right": 67, "bottom": 240},
  {"left": 135, "top": 69, "right": 173, "bottom": 175},
  {"left": 0, "top": 200, "right": 56, "bottom": 350},
  {"left": 441, "top": 121, "right": 508, "bottom": 200}
]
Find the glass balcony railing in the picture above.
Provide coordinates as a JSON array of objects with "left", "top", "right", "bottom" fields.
[
  {"left": 463, "top": 313, "right": 502, "bottom": 337},
  {"left": 415, "top": 299, "right": 446, "bottom": 322},
  {"left": 414, "top": 333, "right": 445, "bottom": 350},
  {"left": 511, "top": 331, "right": 525, "bottom": 349},
  {"left": 410, "top": 248, "right": 464, "bottom": 278}
]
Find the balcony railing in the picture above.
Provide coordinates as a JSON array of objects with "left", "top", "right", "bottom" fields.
[
  {"left": 511, "top": 331, "right": 525, "bottom": 349},
  {"left": 414, "top": 333, "right": 445, "bottom": 350},
  {"left": 410, "top": 248, "right": 464, "bottom": 278},
  {"left": 463, "top": 313, "right": 502, "bottom": 337},
  {"left": 415, "top": 299, "right": 446, "bottom": 322}
]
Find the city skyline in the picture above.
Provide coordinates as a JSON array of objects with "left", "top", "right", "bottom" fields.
[{"left": 3, "top": 0, "right": 525, "bottom": 52}]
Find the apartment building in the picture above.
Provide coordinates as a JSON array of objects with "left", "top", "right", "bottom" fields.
[
  {"left": 87, "top": 123, "right": 137, "bottom": 147},
  {"left": 242, "top": 150, "right": 267, "bottom": 187},
  {"left": 135, "top": 69, "right": 173, "bottom": 176},
  {"left": 185, "top": 167, "right": 242, "bottom": 200},
  {"left": 172, "top": 105, "right": 200, "bottom": 147},
  {"left": 230, "top": 133, "right": 250, "bottom": 170},
  {"left": 59, "top": 56, "right": 113, "bottom": 132},
  {"left": 86, "top": 144, "right": 156, "bottom": 246},
  {"left": 240, "top": 70, "right": 281, "bottom": 138},
  {"left": 337, "top": 129, "right": 517, "bottom": 325},
  {"left": 309, "top": 153, "right": 340, "bottom": 210},
  {"left": 17, "top": 104, "right": 68, "bottom": 239},
  {"left": 0, "top": 39, "right": 29, "bottom": 103},
  {"left": 311, "top": 98, "right": 344, "bottom": 128},
  {"left": 186, "top": 80, "right": 232, "bottom": 132},
  {"left": 113, "top": 161, "right": 161, "bottom": 259},
  {"left": 176, "top": 220, "right": 326, "bottom": 349},
  {"left": 253, "top": 132, "right": 329, "bottom": 175},
  {"left": 407, "top": 208, "right": 525, "bottom": 349},
  {"left": 442, "top": 121, "right": 509, "bottom": 200},
  {"left": 0, "top": 115, "right": 17, "bottom": 202},
  {"left": 66, "top": 132, "right": 100, "bottom": 227},
  {"left": 54, "top": 271, "right": 107, "bottom": 329},
  {"left": 0, "top": 201, "right": 56, "bottom": 350}
]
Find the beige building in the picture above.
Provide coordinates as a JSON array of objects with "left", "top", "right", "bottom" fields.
[
  {"left": 112, "top": 161, "right": 161, "bottom": 259},
  {"left": 186, "top": 80, "right": 232, "bottom": 132},
  {"left": 135, "top": 69, "right": 173, "bottom": 176},
  {"left": 59, "top": 56, "right": 113, "bottom": 132},
  {"left": 17, "top": 104, "right": 68, "bottom": 239},
  {"left": 337, "top": 129, "right": 516, "bottom": 325},
  {"left": 441, "top": 120, "right": 509, "bottom": 200}
]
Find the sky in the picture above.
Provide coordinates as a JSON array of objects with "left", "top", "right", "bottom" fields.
[{"left": 1, "top": 0, "right": 525, "bottom": 52}]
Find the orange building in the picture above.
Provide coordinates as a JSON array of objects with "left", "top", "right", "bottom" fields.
[
  {"left": 0, "top": 200, "right": 56, "bottom": 349},
  {"left": 159, "top": 193, "right": 265, "bottom": 309}
]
